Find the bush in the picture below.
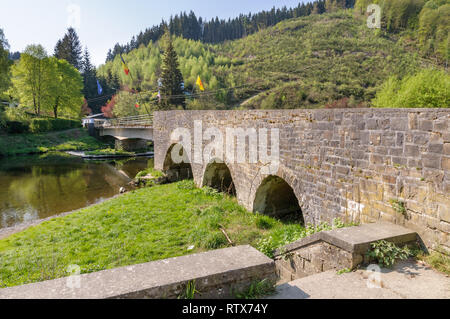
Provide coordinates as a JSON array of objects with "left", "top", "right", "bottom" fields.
[
  {"left": 5, "top": 121, "right": 29, "bottom": 134},
  {"left": 366, "top": 240, "right": 416, "bottom": 268},
  {"left": 372, "top": 69, "right": 450, "bottom": 108},
  {"left": 29, "top": 118, "right": 81, "bottom": 133}
]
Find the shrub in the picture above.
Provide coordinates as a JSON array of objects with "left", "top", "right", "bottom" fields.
[
  {"left": 29, "top": 118, "right": 81, "bottom": 133},
  {"left": 5, "top": 121, "right": 29, "bottom": 134},
  {"left": 372, "top": 69, "right": 450, "bottom": 108},
  {"left": 366, "top": 240, "right": 416, "bottom": 268}
]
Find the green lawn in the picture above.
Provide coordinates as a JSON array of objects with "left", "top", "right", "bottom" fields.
[
  {"left": 0, "top": 180, "right": 350, "bottom": 288},
  {"left": 0, "top": 128, "right": 107, "bottom": 157}
]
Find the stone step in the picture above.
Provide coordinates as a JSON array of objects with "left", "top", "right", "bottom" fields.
[{"left": 275, "top": 222, "right": 418, "bottom": 283}]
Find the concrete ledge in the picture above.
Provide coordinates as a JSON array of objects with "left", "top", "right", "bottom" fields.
[
  {"left": 0, "top": 246, "right": 275, "bottom": 299},
  {"left": 275, "top": 222, "right": 417, "bottom": 257}
]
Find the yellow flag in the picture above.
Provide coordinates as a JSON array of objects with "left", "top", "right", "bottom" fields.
[{"left": 196, "top": 76, "right": 205, "bottom": 91}]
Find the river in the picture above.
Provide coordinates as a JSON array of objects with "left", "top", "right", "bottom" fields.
[{"left": 0, "top": 153, "right": 153, "bottom": 229}]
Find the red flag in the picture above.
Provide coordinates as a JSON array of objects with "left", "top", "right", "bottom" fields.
[{"left": 120, "top": 54, "right": 130, "bottom": 76}]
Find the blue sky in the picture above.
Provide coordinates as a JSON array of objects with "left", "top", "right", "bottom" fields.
[{"left": 0, "top": 0, "right": 306, "bottom": 66}]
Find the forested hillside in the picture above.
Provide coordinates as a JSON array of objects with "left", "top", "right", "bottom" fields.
[
  {"left": 98, "top": 7, "right": 448, "bottom": 111},
  {"left": 106, "top": 0, "right": 359, "bottom": 61}
]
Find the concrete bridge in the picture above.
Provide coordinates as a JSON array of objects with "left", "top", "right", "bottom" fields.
[
  {"left": 98, "top": 115, "right": 154, "bottom": 151},
  {"left": 100, "top": 109, "right": 450, "bottom": 254}
]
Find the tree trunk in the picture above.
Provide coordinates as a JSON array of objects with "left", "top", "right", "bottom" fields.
[{"left": 54, "top": 97, "right": 59, "bottom": 119}]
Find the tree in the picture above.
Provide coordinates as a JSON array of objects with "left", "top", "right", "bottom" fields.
[
  {"left": 111, "top": 91, "right": 143, "bottom": 118},
  {"left": 160, "top": 33, "right": 185, "bottom": 109},
  {"left": 11, "top": 45, "right": 53, "bottom": 115},
  {"left": 418, "top": 0, "right": 450, "bottom": 63},
  {"left": 54, "top": 28, "right": 83, "bottom": 70},
  {"left": 0, "top": 28, "right": 12, "bottom": 98},
  {"left": 373, "top": 69, "right": 450, "bottom": 108},
  {"left": 47, "top": 58, "right": 84, "bottom": 118}
]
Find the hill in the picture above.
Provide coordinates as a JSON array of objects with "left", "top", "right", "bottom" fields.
[{"left": 98, "top": 10, "right": 446, "bottom": 111}]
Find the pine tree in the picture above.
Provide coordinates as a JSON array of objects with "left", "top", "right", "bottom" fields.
[
  {"left": 54, "top": 27, "right": 83, "bottom": 70},
  {"left": 81, "top": 48, "right": 96, "bottom": 98},
  {"left": 160, "top": 33, "right": 185, "bottom": 110}
]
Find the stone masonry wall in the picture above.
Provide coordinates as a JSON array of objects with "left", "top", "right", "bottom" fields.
[
  {"left": 275, "top": 241, "right": 361, "bottom": 283},
  {"left": 153, "top": 109, "right": 450, "bottom": 254}
]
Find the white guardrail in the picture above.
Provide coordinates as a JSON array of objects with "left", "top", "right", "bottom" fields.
[{"left": 100, "top": 114, "right": 154, "bottom": 128}]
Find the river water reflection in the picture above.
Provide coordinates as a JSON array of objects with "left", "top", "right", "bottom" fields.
[{"left": 0, "top": 154, "right": 153, "bottom": 229}]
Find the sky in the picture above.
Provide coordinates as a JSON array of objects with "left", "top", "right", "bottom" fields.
[{"left": 0, "top": 0, "right": 306, "bottom": 66}]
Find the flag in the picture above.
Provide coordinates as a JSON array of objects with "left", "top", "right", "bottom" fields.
[
  {"left": 196, "top": 75, "right": 205, "bottom": 91},
  {"left": 120, "top": 54, "right": 130, "bottom": 76},
  {"left": 97, "top": 79, "right": 103, "bottom": 95}
]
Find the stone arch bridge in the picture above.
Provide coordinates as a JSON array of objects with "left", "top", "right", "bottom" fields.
[{"left": 101, "top": 109, "right": 450, "bottom": 253}]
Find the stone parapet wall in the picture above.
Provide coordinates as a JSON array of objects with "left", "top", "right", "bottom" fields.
[
  {"left": 154, "top": 109, "right": 449, "bottom": 253},
  {"left": 0, "top": 246, "right": 275, "bottom": 299}
]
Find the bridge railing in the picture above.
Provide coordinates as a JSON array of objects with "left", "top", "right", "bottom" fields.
[{"left": 102, "top": 114, "right": 153, "bottom": 128}]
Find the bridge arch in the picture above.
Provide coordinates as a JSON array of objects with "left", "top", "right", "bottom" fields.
[
  {"left": 163, "top": 144, "right": 193, "bottom": 182},
  {"left": 252, "top": 174, "right": 305, "bottom": 224},
  {"left": 202, "top": 159, "right": 236, "bottom": 196}
]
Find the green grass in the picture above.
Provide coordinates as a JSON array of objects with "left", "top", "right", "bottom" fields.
[
  {"left": 0, "top": 180, "right": 355, "bottom": 288},
  {"left": 235, "top": 279, "right": 277, "bottom": 299},
  {"left": 84, "top": 148, "right": 135, "bottom": 157},
  {"left": 0, "top": 128, "right": 107, "bottom": 157},
  {"left": 418, "top": 252, "right": 450, "bottom": 276}
]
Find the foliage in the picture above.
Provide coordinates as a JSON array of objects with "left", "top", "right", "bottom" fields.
[
  {"left": 0, "top": 28, "right": 12, "bottom": 97},
  {"left": 100, "top": 11, "right": 432, "bottom": 110},
  {"left": 0, "top": 180, "right": 308, "bottom": 287},
  {"left": 105, "top": 0, "right": 339, "bottom": 61},
  {"left": 366, "top": 240, "right": 416, "bottom": 268},
  {"left": 256, "top": 215, "right": 277, "bottom": 230},
  {"left": 111, "top": 91, "right": 146, "bottom": 118},
  {"left": 47, "top": 58, "right": 84, "bottom": 119},
  {"left": 373, "top": 69, "right": 450, "bottom": 108},
  {"left": 355, "top": 0, "right": 426, "bottom": 32},
  {"left": 235, "top": 279, "right": 276, "bottom": 299},
  {"left": 84, "top": 148, "right": 134, "bottom": 157},
  {"left": 29, "top": 118, "right": 81, "bottom": 134},
  {"left": 390, "top": 199, "right": 407, "bottom": 217},
  {"left": 178, "top": 281, "right": 199, "bottom": 299},
  {"left": 160, "top": 34, "right": 186, "bottom": 110},
  {"left": 256, "top": 218, "right": 357, "bottom": 258},
  {"left": 4, "top": 121, "right": 29, "bottom": 134},
  {"left": 417, "top": 251, "right": 450, "bottom": 275},
  {"left": 337, "top": 268, "right": 352, "bottom": 275},
  {"left": 355, "top": 0, "right": 449, "bottom": 63},
  {"left": 0, "top": 128, "right": 106, "bottom": 157},
  {"left": 54, "top": 28, "right": 83, "bottom": 70},
  {"left": 11, "top": 45, "right": 84, "bottom": 118},
  {"left": 11, "top": 45, "right": 53, "bottom": 115},
  {"left": 418, "top": 0, "right": 450, "bottom": 62}
]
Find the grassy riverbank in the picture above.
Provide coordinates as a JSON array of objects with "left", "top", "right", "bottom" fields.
[
  {"left": 0, "top": 128, "right": 107, "bottom": 157},
  {"left": 0, "top": 180, "right": 349, "bottom": 288}
]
